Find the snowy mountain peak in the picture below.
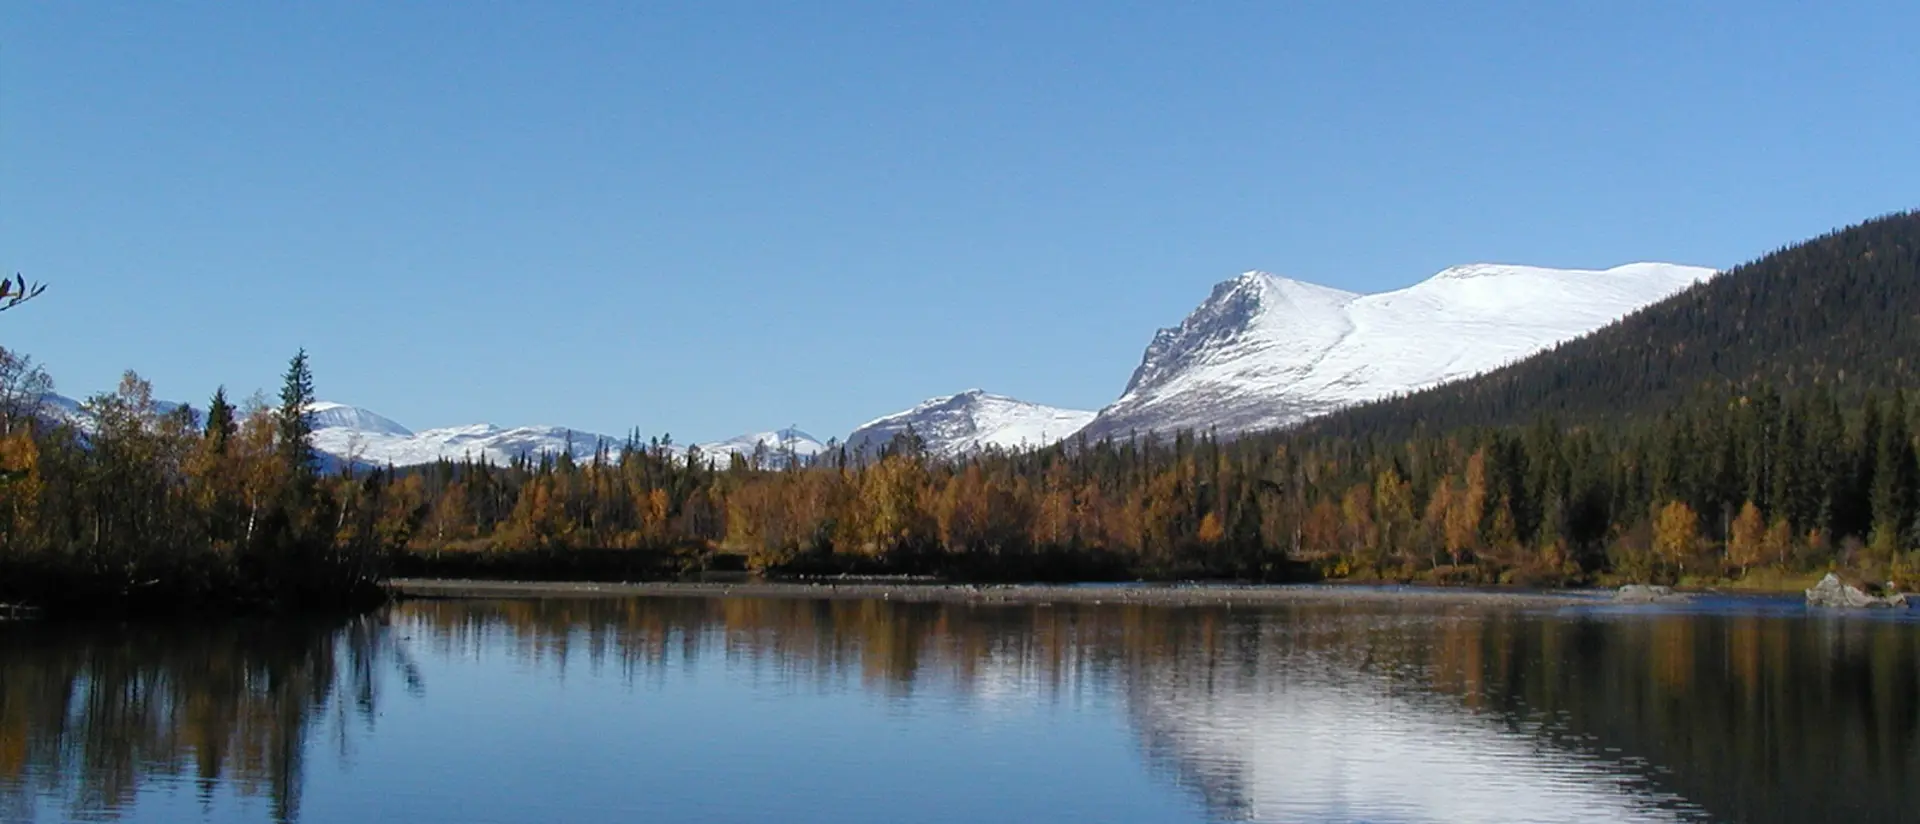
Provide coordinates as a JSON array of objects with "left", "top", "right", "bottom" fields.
[
  {"left": 1237, "top": 270, "right": 1361, "bottom": 301},
  {"left": 909, "top": 389, "right": 994, "bottom": 412},
  {"left": 1122, "top": 270, "right": 1359, "bottom": 399},
  {"left": 1083, "top": 261, "right": 1716, "bottom": 441},
  {"left": 303, "top": 404, "right": 621, "bottom": 468},
  {"left": 847, "top": 390, "right": 1096, "bottom": 458},
  {"left": 696, "top": 428, "right": 828, "bottom": 465},
  {"left": 306, "top": 401, "right": 412, "bottom": 437}
]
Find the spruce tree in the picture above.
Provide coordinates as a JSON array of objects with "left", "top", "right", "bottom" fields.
[
  {"left": 1803, "top": 385, "right": 1845, "bottom": 534},
  {"left": 275, "top": 349, "right": 318, "bottom": 483},
  {"left": 205, "top": 386, "right": 237, "bottom": 454},
  {"left": 1872, "top": 393, "right": 1918, "bottom": 551}
]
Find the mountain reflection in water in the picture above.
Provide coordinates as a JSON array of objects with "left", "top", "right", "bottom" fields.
[{"left": 2, "top": 597, "right": 1915, "bottom": 823}]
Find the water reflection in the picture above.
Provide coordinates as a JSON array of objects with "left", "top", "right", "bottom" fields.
[
  {"left": 1126, "top": 611, "right": 1706, "bottom": 823},
  {"left": 3, "top": 597, "right": 1916, "bottom": 823},
  {"left": 0, "top": 615, "right": 416, "bottom": 824}
]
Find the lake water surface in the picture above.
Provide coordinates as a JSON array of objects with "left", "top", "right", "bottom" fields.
[{"left": 2, "top": 593, "right": 1916, "bottom": 823}]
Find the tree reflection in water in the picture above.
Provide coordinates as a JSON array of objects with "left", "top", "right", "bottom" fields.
[
  {"left": 0, "top": 614, "right": 419, "bottom": 824},
  {"left": 393, "top": 598, "right": 1920, "bottom": 824},
  {"left": 2, "top": 598, "right": 1916, "bottom": 824}
]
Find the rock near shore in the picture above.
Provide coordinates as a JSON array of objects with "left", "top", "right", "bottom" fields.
[
  {"left": 1612, "top": 584, "right": 1692, "bottom": 604},
  {"left": 1805, "top": 573, "right": 1909, "bottom": 609}
]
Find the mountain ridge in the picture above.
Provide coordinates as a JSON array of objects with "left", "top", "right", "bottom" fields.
[
  {"left": 1299, "top": 211, "right": 1920, "bottom": 440},
  {"left": 1079, "top": 261, "right": 1715, "bottom": 441},
  {"left": 846, "top": 389, "right": 1095, "bottom": 458},
  {"left": 30, "top": 256, "right": 1729, "bottom": 466}
]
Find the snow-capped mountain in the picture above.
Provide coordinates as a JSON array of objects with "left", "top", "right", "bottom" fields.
[
  {"left": 36, "top": 393, "right": 186, "bottom": 428},
  {"left": 305, "top": 403, "right": 829, "bottom": 469},
  {"left": 845, "top": 389, "right": 1096, "bottom": 458},
  {"left": 693, "top": 428, "right": 828, "bottom": 466},
  {"left": 306, "top": 401, "right": 411, "bottom": 437},
  {"left": 37, "top": 394, "right": 87, "bottom": 426},
  {"left": 37, "top": 391, "right": 834, "bottom": 470},
  {"left": 29, "top": 261, "right": 1710, "bottom": 465},
  {"left": 1079, "top": 262, "right": 1715, "bottom": 440},
  {"left": 308, "top": 409, "right": 624, "bottom": 468}
]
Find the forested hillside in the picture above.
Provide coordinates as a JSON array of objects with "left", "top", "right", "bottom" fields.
[{"left": 1304, "top": 211, "right": 1920, "bottom": 440}]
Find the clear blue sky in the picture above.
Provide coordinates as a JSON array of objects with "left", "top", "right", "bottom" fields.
[{"left": 3, "top": 2, "right": 1915, "bottom": 443}]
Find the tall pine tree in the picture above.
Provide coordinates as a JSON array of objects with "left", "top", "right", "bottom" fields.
[
  {"left": 1870, "top": 392, "right": 1917, "bottom": 554},
  {"left": 275, "top": 350, "right": 319, "bottom": 485},
  {"left": 205, "top": 386, "right": 237, "bottom": 455}
]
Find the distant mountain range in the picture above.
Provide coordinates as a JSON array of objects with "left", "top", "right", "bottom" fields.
[
  {"left": 694, "top": 428, "right": 829, "bottom": 465},
  {"left": 38, "top": 259, "right": 1712, "bottom": 466},
  {"left": 845, "top": 390, "right": 1096, "bottom": 458},
  {"left": 307, "top": 404, "right": 833, "bottom": 468}
]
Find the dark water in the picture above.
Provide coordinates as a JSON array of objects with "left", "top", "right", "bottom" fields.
[{"left": 2, "top": 594, "right": 1917, "bottom": 824}]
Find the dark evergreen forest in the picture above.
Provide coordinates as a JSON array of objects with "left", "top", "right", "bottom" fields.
[{"left": 1307, "top": 211, "right": 1920, "bottom": 438}]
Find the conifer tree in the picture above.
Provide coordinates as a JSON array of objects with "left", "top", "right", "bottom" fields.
[
  {"left": 205, "top": 386, "right": 237, "bottom": 454},
  {"left": 275, "top": 350, "right": 319, "bottom": 483},
  {"left": 1870, "top": 393, "right": 1916, "bottom": 556}
]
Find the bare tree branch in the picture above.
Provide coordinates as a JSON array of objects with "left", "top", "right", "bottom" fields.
[{"left": 0, "top": 274, "right": 48, "bottom": 313}]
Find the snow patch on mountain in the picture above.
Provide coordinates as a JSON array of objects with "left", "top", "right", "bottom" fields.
[
  {"left": 846, "top": 390, "right": 1096, "bottom": 458},
  {"left": 306, "top": 401, "right": 412, "bottom": 437},
  {"left": 37, "top": 394, "right": 86, "bottom": 426},
  {"left": 307, "top": 407, "right": 622, "bottom": 467},
  {"left": 1080, "top": 262, "right": 1715, "bottom": 440},
  {"left": 301, "top": 403, "right": 832, "bottom": 469},
  {"left": 36, "top": 393, "right": 187, "bottom": 429},
  {"left": 694, "top": 428, "right": 828, "bottom": 466}
]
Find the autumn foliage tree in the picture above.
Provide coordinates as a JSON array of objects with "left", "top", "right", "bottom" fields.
[
  {"left": 11, "top": 339, "right": 1920, "bottom": 608},
  {"left": 1727, "top": 501, "right": 1766, "bottom": 576},
  {"left": 1653, "top": 500, "right": 1701, "bottom": 579},
  {"left": 0, "top": 350, "right": 387, "bottom": 614}
]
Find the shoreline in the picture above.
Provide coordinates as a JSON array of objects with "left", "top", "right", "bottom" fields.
[{"left": 386, "top": 578, "right": 1611, "bottom": 608}]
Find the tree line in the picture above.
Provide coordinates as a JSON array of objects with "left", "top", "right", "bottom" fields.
[
  {"left": 0, "top": 348, "right": 387, "bottom": 614},
  {"left": 6, "top": 346, "right": 1920, "bottom": 607},
  {"left": 381, "top": 381, "right": 1920, "bottom": 588}
]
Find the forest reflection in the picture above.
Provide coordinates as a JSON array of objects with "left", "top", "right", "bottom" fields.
[
  {"left": 4, "top": 597, "right": 1917, "bottom": 823},
  {"left": 396, "top": 597, "right": 1920, "bottom": 823},
  {"left": 0, "top": 614, "right": 417, "bottom": 824}
]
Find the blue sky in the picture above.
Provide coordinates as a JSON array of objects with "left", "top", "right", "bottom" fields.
[{"left": 2, "top": 2, "right": 1915, "bottom": 443}]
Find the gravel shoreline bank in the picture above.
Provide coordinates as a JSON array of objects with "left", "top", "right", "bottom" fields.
[{"left": 386, "top": 578, "right": 1605, "bottom": 608}]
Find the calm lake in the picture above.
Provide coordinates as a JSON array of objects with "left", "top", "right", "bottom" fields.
[{"left": 2, "top": 593, "right": 1916, "bottom": 823}]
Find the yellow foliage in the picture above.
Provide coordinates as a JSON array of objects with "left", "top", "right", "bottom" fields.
[
  {"left": 1653, "top": 500, "right": 1700, "bottom": 570},
  {"left": 1196, "top": 511, "right": 1225, "bottom": 545},
  {"left": 858, "top": 455, "right": 934, "bottom": 554},
  {"left": 1762, "top": 516, "right": 1794, "bottom": 567},
  {"left": 1727, "top": 501, "right": 1766, "bottom": 572},
  {"left": 0, "top": 430, "right": 43, "bottom": 548}
]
